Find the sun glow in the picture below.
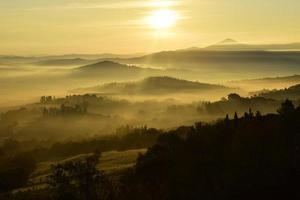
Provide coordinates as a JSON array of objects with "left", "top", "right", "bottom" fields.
[{"left": 147, "top": 9, "right": 178, "bottom": 29}]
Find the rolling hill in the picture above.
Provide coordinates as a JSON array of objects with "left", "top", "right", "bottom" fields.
[
  {"left": 70, "top": 61, "right": 164, "bottom": 80},
  {"left": 75, "top": 61, "right": 140, "bottom": 72},
  {"left": 73, "top": 76, "right": 233, "bottom": 95},
  {"left": 121, "top": 50, "right": 300, "bottom": 68},
  {"left": 258, "top": 83, "right": 300, "bottom": 100},
  {"left": 0, "top": 53, "right": 146, "bottom": 65},
  {"left": 33, "top": 58, "right": 95, "bottom": 66},
  {"left": 228, "top": 74, "right": 300, "bottom": 91},
  {"left": 113, "top": 49, "right": 300, "bottom": 81}
]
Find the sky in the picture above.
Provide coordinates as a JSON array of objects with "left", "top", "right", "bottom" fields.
[{"left": 0, "top": 0, "right": 300, "bottom": 55}]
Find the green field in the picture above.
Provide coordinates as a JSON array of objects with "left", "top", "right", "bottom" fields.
[{"left": 25, "top": 149, "right": 147, "bottom": 190}]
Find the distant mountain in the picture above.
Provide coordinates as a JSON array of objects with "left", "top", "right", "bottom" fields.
[
  {"left": 34, "top": 58, "right": 94, "bottom": 66},
  {"left": 43, "top": 53, "right": 146, "bottom": 60},
  {"left": 229, "top": 75, "right": 300, "bottom": 91},
  {"left": 0, "top": 53, "right": 146, "bottom": 65},
  {"left": 206, "top": 39, "right": 253, "bottom": 51},
  {"left": 121, "top": 50, "right": 300, "bottom": 71},
  {"left": 0, "top": 56, "right": 42, "bottom": 64},
  {"left": 75, "top": 61, "right": 142, "bottom": 72},
  {"left": 258, "top": 83, "right": 300, "bottom": 100},
  {"left": 217, "top": 38, "right": 239, "bottom": 45},
  {"left": 171, "top": 39, "right": 300, "bottom": 52},
  {"left": 232, "top": 75, "right": 300, "bottom": 84},
  {"left": 73, "top": 76, "right": 232, "bottom": 95},
  {"left": 206, "top": 39, "right": 300, "bottom": 51}
]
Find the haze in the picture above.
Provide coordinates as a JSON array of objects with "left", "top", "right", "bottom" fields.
[{"left": 1, "top": 1, "right": 300, "bottom": 199}]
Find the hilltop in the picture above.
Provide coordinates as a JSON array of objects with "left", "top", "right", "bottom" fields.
[{"left": 69, "top": 61, "right": 163, "bottom": 80}]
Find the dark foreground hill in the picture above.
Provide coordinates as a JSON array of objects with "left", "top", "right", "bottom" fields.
[
  {"left": 2, "top": 100, "right": 300, "bottom": 200},
  {"left": 121, "top": 100, "right": 300, "bottom": 200}
]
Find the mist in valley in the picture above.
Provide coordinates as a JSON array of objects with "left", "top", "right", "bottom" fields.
[
  {"left": 2, "top": 0, "right": 300, "bottom": 198},
  {"left": 2, "top": 50, "right": 300, "bottom": 144}
]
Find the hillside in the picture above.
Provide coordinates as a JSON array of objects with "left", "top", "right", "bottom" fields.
[
  {"left": 258, "top": 83, "right": 300, "bottom": 100},
  {"left": 74, "top": 76, "right": 232, "bottom": 95},
  {"left": 29, "top": 149, "right": 147, "bottom": 187},
  {"left": 70, "top": 61, "right": 163, "bottom": 80},
  {"left": 75, "top": 61, "right": 140, "bottom": 71}
]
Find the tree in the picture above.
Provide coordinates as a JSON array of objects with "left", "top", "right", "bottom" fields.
[
  {"left": 249, "top": 108, "right": 254, "bottom": 118},
  {"left": 234, "top": 112, "right": 239, "bottom": 120},
  {"left": 194, "top": 122, "right": 202, "bottom": 131},
  {"left": 255, "top": 111, "right": 262, "bottom": 118},
  {"left": 43, "top": 108, "right": 49, "bottom": 116},
  {"left": 244, "top": 112, "right": 250, "bottom": 119},
  {"left": 0, "top": 154, "right": 37, "bottom": 193},
  {"left": 48, "top": 163, "right": 75, "bottom": 200},
  {"left": 277, "top": 99, "right": 295, "bottom": 116},
  {"left": 225, "top": 114, "right": 230, "bottom": 122},
  {"left": 228, "top": 93, "right": 242, "bottom": 101},
  {"left": 48, "top": 152, "right": 111, "bottom": 200}
]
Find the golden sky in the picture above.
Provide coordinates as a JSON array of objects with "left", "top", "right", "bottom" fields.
[{"left": 0, "top": 0, "right": 300, "bottom": 55}]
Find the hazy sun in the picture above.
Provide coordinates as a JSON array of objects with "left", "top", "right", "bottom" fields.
[{"left": 147, "top": 9, "right": 178, "bottom": 29}]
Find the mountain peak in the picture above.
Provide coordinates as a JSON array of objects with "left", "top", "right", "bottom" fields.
[{"left": 218, "top": 38, "right": 239, "bottom": 45}]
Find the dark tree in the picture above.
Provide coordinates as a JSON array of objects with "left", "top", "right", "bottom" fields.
[
  {"left": 234, "top": 112, "right": 238, "bottom": 120},
  {"left": 48, "top": 152, "right": 112, "bottom": 200},
  {"left": 0, "top": 154, "right": 37, "bottom": 193},
  {"left": 277, "top": 99, "right": 295, "bottom": 115},
  {"left": 255, "top": 110, "right": 262, "bottom": 118}
]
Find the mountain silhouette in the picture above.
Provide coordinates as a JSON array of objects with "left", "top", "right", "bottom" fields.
[
  {"left": 70, "top": 61, "right": 163, "bottom": 80},
  {"left": 34, "top": 58, "right": 93, "bottom": 66},
  {"left": 117, "top": 50, "right": 300, "bottom": 75},
  {"left": 75, "top": 61, "right": 141, "bottom": 71},
  {"left": 217, "top": 38, "right": 239, "bottom": 45}
]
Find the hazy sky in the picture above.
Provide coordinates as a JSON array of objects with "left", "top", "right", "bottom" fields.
[{"left": 1, "top": 0, "right": 300, "bottom": 55}]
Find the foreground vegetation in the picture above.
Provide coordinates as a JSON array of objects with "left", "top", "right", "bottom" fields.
[{"left": 1, "top": 100, "right": 300, "bottom": 199}]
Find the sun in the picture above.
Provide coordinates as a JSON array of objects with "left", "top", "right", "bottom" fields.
[{"left": 147, "top": 9, "right": 178, "bottom": 29}]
